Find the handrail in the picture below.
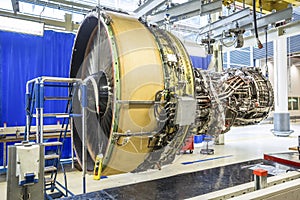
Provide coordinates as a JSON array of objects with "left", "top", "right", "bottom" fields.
[{"left": 24, "top": 76, "right": 81, "bottom": 198}]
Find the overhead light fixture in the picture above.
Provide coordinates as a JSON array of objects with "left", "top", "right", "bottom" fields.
[{"left": 0, "top": 16, "right": 44, "bottom": 36}]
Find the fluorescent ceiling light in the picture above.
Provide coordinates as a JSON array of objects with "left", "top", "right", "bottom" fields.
[{"left": 0, "top": 16, "right": 44, "bottom": 36}]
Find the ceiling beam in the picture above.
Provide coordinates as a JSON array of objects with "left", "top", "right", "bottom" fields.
[
  {"left": 42, "top": 0, "right": 95, "bottom": 9},
  {"left": 149, "top": 0, "right": 222, "bottom": 24},
  {"left": 134, "top": 0, "right": 167, "bottom": 18},
  {"left": 223, "top": 20, "right": 300, "bottom": 51},
  {"left": 0, "top": 9, "right": 79, "bottom": 32},
  {"left": 235, "top": 0, "right": 290, "bottom": 12},
  {"left": 199, "top": 8, "right": 251, "bottom": 37},
  {"left": 175, "top": 6, "right": 292, "bottom": 40},
  {"left": 18, "top": 0, "right": 93, "bottom": 15},
  {"left": 234, "top": 1, "right": 271, "bottom": 14},
  {"left": 256, "top": 7, "right": 293, "bottom": 29}
]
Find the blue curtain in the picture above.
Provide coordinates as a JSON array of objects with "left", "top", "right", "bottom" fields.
[
  {"left": 0, "top": 30, "right": 75, "bottom": 126},
  {"left": 190, "top": 55, "right": 211, "bottom": 70}
]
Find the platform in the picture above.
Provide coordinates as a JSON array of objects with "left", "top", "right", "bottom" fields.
[
  {"left": 62, "top": 159, "right": 264, "bottom": 200},
  {"left": 264, "top": 152, "right": 300, "bottom": 168}
]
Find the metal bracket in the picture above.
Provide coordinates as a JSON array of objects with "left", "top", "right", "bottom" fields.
[{"left": 175, "top": 96, "right": 197, "bottom": 126}]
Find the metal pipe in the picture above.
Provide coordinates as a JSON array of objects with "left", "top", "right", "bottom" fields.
[
  {"left": 265, "top": 28, "right": 269, "bottom": 79},
  {"left": 26, "top": 78, "right": 39, "bottom": 94},
  {"left": 70, "top": 118, "right": 74, "bottom": 169},
  {"left": 44, "top": 84, "right": 73, "bottom": 88},
  {"left": 40, "top": 76, "right": 82, "bottom": 83},
  {"left": 79, "top": 76, "right": 99, "bottom": 191},
  {"left": 81, "top": 83, "right": 87, "bottom": 194},
  {"left": 26, "top": 78, "right": 39, "bottom": 143},
  {"left": 3, "top": 142, "right": 6, "bottom": 168},
  {"left": 25, "top": 93, "right": 30, "bottom": 142},
  {"left": 40, "top": 81, "right": 44, "bottom": 143},
  {"left": 35, "top": 80, "right": 40, "bottom": 143}
]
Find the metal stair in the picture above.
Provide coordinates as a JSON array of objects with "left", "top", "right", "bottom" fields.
[
  {"left": 25, "top": 77, "right": 81, "bottom": 199},
  {"left": 45, "top": 154, "right": 60, "bottom": 160}
]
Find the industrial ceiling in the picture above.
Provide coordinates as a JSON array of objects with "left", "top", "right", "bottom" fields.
[
  {"left": 1, "top": 0, "right": 299, "bottom": 31},
  {"left": 1, "top": 0, "right": 300, "bottom": 55},
  {"left": 234, "top": 0, "right": 300, "bottom": 12}
]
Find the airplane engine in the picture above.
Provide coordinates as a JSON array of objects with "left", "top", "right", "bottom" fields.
[{"left": 70, "top": 11, "right": 273, "bottom": 175}]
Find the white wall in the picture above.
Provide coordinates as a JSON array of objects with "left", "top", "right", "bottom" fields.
[
  {"left": 262, "top": 61, "right": 300, "bottom": 116},
  {"left": 288, "top": 64, "right": 300, "bottom": 96},
  {"left": 259, "top": 61, "right": 300, "bottom": 97}
]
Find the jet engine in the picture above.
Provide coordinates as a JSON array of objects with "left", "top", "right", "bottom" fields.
[{"left": 70, "top": 11, "right": 273, "bottom": 175}]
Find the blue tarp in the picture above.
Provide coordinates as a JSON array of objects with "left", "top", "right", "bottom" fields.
[
  {"left": 190, "top": 55, "right": 211, "bottom": 70},
  {"left": 0, "top": 30, "right": 75, "bottom": 165},
  {"left": 0, "top": 30, "right": 75, "bottom": 126}
]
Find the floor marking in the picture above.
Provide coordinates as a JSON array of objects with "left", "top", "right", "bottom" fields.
[{"left": 181, "top": 155, "right": 233, "bottom": 165}]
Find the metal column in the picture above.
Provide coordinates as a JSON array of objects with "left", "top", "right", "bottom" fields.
[{"left": 272, "top": 36, "right": 293, "bottom": 136}]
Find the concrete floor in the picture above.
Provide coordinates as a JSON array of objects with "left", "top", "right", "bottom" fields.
[{"left": 1, "top": 122, "right": 300, "bottom": 199}]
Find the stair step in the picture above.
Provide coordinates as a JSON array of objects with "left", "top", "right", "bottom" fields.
[
  {"left": 44, "top": 166, "right": 57, "bottom": 173},
  {"left": 33, "top": 113, "right": 70, "bottom": 118},
  {"left": 45, "top": 154, "right": 60, "bottom": 160},
  {"left": 30, "top": 128, "right": 65, "bottom": 133},
  {"left": 45, "top": 177, "right": 55, "bottom": 184},
  {"left": 43, "top": 141, "right": 62, "bottom": 146},
  {"left": 46, "top": 191, "right": 64, "bottom": 199},
  {"left": 44, "top": 96, "right": 72, "bottom": 101}
]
